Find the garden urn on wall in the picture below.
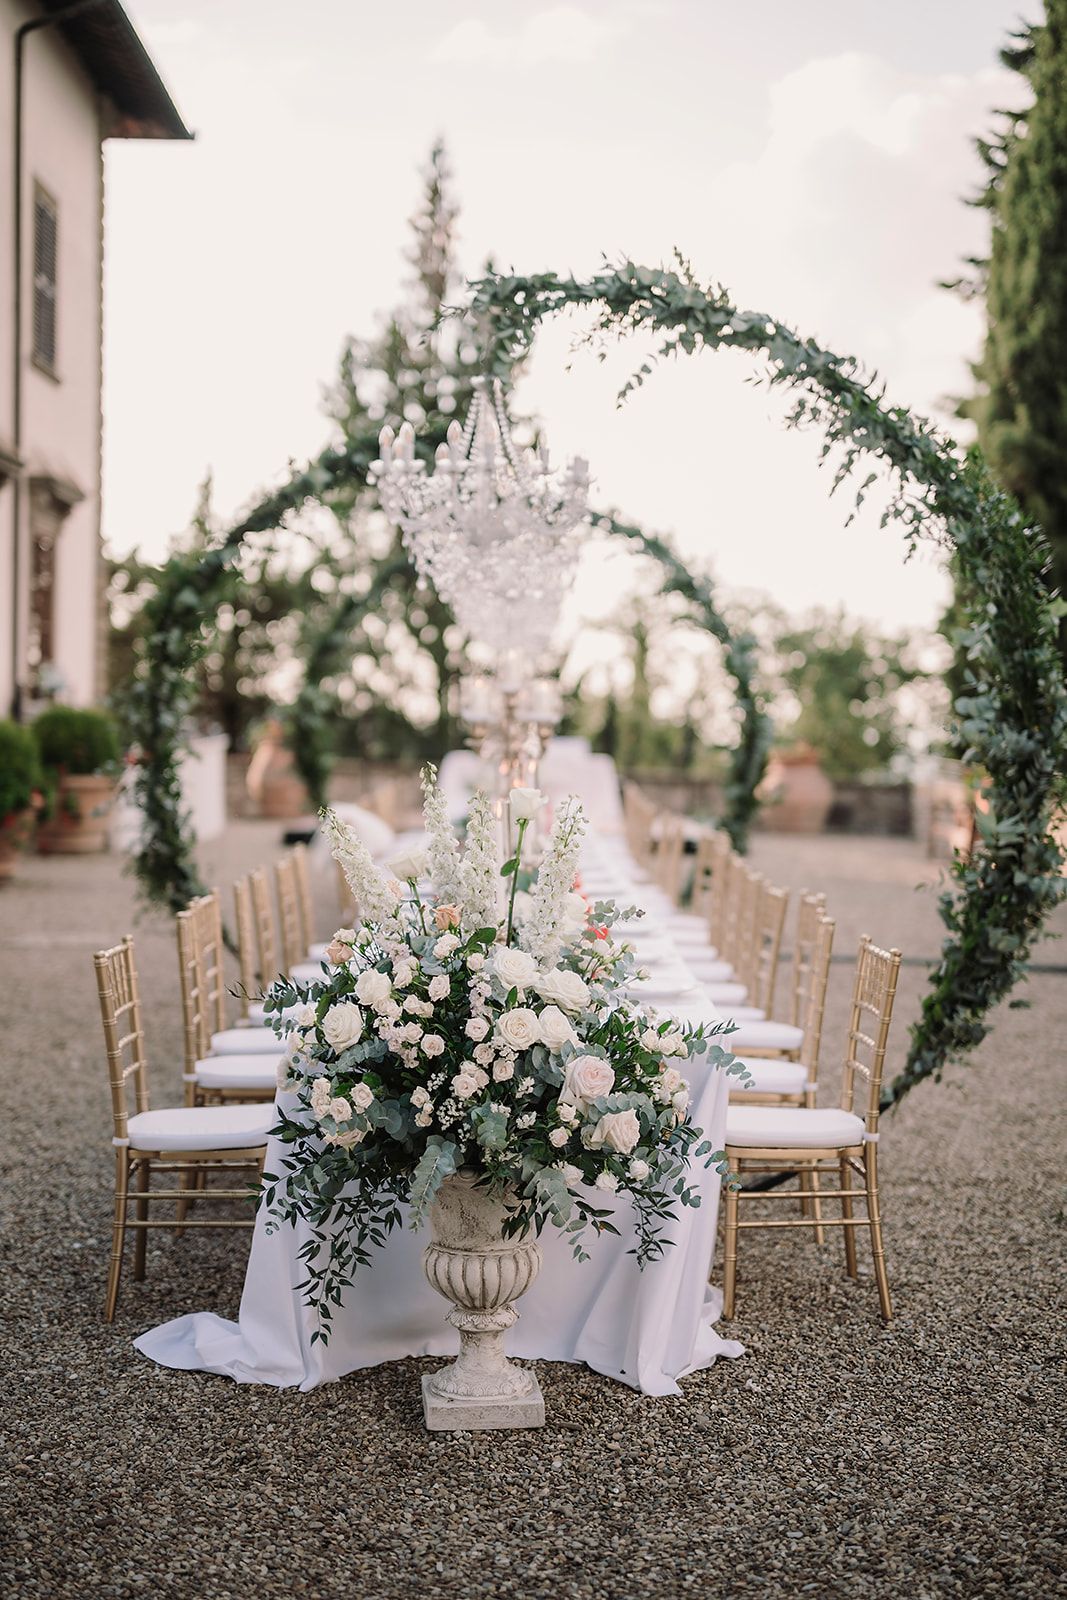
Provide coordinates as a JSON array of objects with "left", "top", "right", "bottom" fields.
[{"left": 757, "top": 742, "right": 835, "bottom": 834}]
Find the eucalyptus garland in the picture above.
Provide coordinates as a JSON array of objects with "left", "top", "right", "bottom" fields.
[{"left": 464, "top": 259, "right": 1067, "bottom": 1106}]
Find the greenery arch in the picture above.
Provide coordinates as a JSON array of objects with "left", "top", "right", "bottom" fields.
[{"left": 462, "top": 258, "right": 1066, "bottom": 1107}]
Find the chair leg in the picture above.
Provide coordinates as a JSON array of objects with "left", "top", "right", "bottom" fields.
[
  {"left": 106, "top": 1152, "right": 128, "bottom": 1322},
  {"left": 865, "top": 1148, "right": 893, "bottom": 1321},
  {"left": 840, "top": 1155, "right": 857, "bottom": 1279},
  {"left": 133, "top": 1159, "right": 150, "bottom": 1280},
  {"left": 722, "top": 1172, "right": 739, "bottom": 1319}
]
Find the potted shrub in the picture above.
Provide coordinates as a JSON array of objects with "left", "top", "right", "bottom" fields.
[
  {"left": 0, "top": 720, "right": 44, "bottom": 879},
  {"left": 33, "top": 705, "right": 121, "bottom": 854}
]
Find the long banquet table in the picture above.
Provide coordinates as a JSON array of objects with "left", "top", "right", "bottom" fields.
[{"left": 134, "top": 829, "right": 745, "bottom": 1395}]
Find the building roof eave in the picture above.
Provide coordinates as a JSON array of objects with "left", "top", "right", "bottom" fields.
[{"left": 42, "top": 0, "right": 193, "bottom": 142}]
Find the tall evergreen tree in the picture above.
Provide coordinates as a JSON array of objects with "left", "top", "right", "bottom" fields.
[{"left": 961, "top": 4, "right": 1067, "bottom": 649}]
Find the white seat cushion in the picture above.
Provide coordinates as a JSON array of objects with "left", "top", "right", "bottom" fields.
[
  {"left": 727, "top": 1019, "right": 804, "bottom": 1052},
  {"left": 193, "top": 1053, "right": 283, "bottom": 1090},
  {"left": 686, "top": 959, "right": 735, "bottom": 983},
  {"left": 308, "top": 942, "right": 330, "bottom": 961},
  {"left": 730, "top": 1058, "right": 809, "bottom": 1095},
  {"left": 246, "top": 1001, "right": 268, "bottom": 1027},
  {"left": 124, "top": 1103, "right": 274, "bottom": 1152},
  {"left": 720, "top": 1005, "right": 765, "bottom": 1023},
  {"left": 210, "top": 1027, "right": 282, "bottom": 1055},
  {"left": 726, "top": 1106, "right": 865, "bottom": 1149},
  {"left": 703, "top": 981, "right": 748, "bottom": 1005},
  {"left": 290, "top": 961, "right": 324, "bottom": 983}
]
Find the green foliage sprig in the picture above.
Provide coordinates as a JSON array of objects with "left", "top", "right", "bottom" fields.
[{"left": 463, "top": 258, "right": 1067, "bottom": 1106}]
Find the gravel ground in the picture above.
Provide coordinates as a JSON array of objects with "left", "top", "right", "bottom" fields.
[{"left": 0, "top": 823, "right": 1065, "bottom": 1600}]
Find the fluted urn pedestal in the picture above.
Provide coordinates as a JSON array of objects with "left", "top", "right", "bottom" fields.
[{"left": 421, "top": 1172, "right": 544, "bottom": 1431}]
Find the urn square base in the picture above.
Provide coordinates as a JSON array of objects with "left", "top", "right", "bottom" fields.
[{"left": 421, "top": 1373, "right": 545, "bottom": 1431}]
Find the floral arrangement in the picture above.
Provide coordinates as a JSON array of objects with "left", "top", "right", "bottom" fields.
[{"left": 262, "top": 769, "right": 740, "bottom": 1336}]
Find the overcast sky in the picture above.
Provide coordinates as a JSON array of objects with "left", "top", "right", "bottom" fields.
[{"left": 105, "top": 0, "right": 1036, "bottom": 635}]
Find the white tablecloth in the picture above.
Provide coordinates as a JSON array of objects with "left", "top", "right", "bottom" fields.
[{"left": 134, "top": 1044, "right": 743, "bottom": 1396}]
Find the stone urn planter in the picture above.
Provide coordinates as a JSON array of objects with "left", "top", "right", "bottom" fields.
[
  {"left": 246, "top": 720, "right": 310, "bottom": 820},
  {"left": 757, "top": 742, "right": 835, "bottom": 834},
  {"left": 37, "top": 773, "right": 117, "bottom": 854},
  {"left": 421, "top": 1172, "right": 544, "bottom": 1431}
]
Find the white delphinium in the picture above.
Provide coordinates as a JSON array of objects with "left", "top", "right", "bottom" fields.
[
  {"left": 421, "top": 765, "right": 465, "bottom": 908},
  {"left": 458, "top": 789, "right": 502, "bottom": 930},
  {"left": 520, "top": 796, "right": 587, "bottom": 971},
  {"left": 321, "top": 808, "right": 401, "bottom": 930}
]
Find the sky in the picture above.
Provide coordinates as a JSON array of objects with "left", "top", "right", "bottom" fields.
[{"left": 104, "top": 0, "right": 1037, "bottom": 638}]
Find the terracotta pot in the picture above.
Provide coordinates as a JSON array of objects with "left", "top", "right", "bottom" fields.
[
  {"left": 246, "top": 721, "right": 309, "bottom": 819},
  {"left": 757, "top": 744, "right": 835, "bottom": 835},
  {"left": 37, "top": 774, "right": 117, "bottom": 854},
  {"left": 0, "top": 808, "right": 36, "bottom": 878}
]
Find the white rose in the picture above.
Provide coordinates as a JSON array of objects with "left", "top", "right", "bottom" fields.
[
  {"left": 410, "top": 1086, "right": 431, "bottom": 1109},
  {"left": 509, "top": 787, "right": 546, "bottom": 822},
  {"left": 534, "top": 968, "right": 591, "bottom": 1013},
  {"left": 350, "top": 1081, "right": 375, "bottom": 1111},
  {"left": 557, "top": 1099, "right": 578, "bottom": 1125},
  {"left": 595, "top": 1171, "right": 619, "bottom": 1192},
  {"left": 492, "top": 1059, "right": 515, "bottom": 1082},
  {"left": 428, "top": 974, "right": 450, "bottom": 1001},
  {"left": 465, "top": 1016, "right": 490, "bottom": 1041},
  {"left": 495, "top": 1007, "right": 541, "bottom": 1051},
  {"left": 321, "top": 1001, "right": 364, "bottom": 1051},
  {"left": 434, "top": 934, "right": 462, "bottom": 959},
  {"left": 297, "top": 1004, "right": 317, "bottom": 1028},
  {"left": 467, "top": 952, "right": 485, "bottom": 971},
  {"left": 414, "top": 1108, "right": 433, "bottom": 1128},
  {"left": 452, "top": 1071, "right": 479, "bottom": 1100},
  {"left": 549, "top": 1126, "right": 569, "bottom": 1148},
  {"left": 660, "top": 1028, "right": 688, "bottom": 1058},
  {"left": 354, "top": 969, "right": 393, "bottom": 1009},
  {"left": 422, "top": 1033, "right": 446, "bottom": 1057},
  {"left": 672, "top": 1086, "right": 690, "bottom": 1114},
  {"left": 387, "top": 844, "right": 427, "bottom": 881},
  {"left": 328, "top": 1096, "right": 352, "bottom": 1122},
  {"left": 656, "top": 1067, "right": 684, "bottom": 1103},
  {"left": 628, "top": 1158, "right": 650, "bottom": 1182},
  {"left": 561, "top": 1053, "right": 615, "bottom": 1109},
  {"left": 561, "top": 1163, "right": 583, "bottom": 1189},
  {"left": 493, "top": 946, "right": 539, "bottom": 992},
  {"left": 537, "top": 1004, "right": 577, "bottom": 1054},
  {"left": 392, "top": 959, "right": 417, "bottom": 987},
  {"left": 329, "top": 1126, "right": 366, "bottom": 1149},
  {"left": 287, "top": 1028, "right": 308, "bottom": 1061},
  {"left": 590, "top": 1108, "right": 641, "bottom": 1155}
]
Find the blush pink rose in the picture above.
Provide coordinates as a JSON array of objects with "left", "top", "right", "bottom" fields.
[{"left": 561, "top": 1054, "right": 615, "bottom": 1109}]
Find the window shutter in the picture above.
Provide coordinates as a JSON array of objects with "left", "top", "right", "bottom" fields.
[{"left": 33, "top": 189, "right": 58, "bottom": 372}]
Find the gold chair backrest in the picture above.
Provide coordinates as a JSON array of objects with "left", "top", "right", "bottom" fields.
[
  {"left": 233, "top": 874, "right": 258, "bottom": 1020},
  {"left": 250, "top": 866, "right": 278, "bottom": 984},
  {"left": 175, "top": 891, "right": 228, "bottom": 1071},
  {"left": 839, "top": 935, "right": 902, "bottom": 1132},
  {"left": 291, "top": 843, "right": 315, "bottom": 954},
  {"left": 714, "top": 851, "right": 744, "bottom": 965},
  {"left": 798, "top": 913, "right": 835, "bottom": 1075},
  {"left": 655, "top": 811, "right": 687, "bottom": 903},
  {"left": 731, "top": 866, "right": 764, "bottom": 986},
  {"left": 691, "top": 828, "right": 731, "bottom": 925},
  {"left": 274, "top": 855, "right": 304, "bottom": 973},
  {"left": 788, "top": 891, "right": 828, "bottom": 1028},
  {"left": 94, "top": 936, "right": 150, "bottom": 1141},
  {"left": 622, "top": 781, "right": 658, "bottom": 871},
  {"left": 746, "top": 882, "right": 789, "bottom": 1016}
]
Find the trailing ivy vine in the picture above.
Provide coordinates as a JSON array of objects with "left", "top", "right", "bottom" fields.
[{"left": 463, "top": 259, "right": 1067, "bottom": 1107}]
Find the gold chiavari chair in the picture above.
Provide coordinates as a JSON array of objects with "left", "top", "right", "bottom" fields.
[
  {"left": 726, "top": 892, "right": 834, "bottom": 1060},
  {"left": 729, "top": 913, "right": 835, "bottom": 1107},
  {"left": 654, "top": 811, "right": 688, "bottom": 904},
  {"left": 694, "top": 864, "right": 765, "bottom": 1003},
  {"left": 291, "top": 842, "right": 329, "bottom": 960},
  {"left": 233, "top": 872, "right": 263, "bottom": 1025},
  {"left": 94, "top": 936, "right": 273, "bottom": 1321},
  {"left": 622, "top": 780, "right": 659, "bottom": 877},
  {"left": 720, "top": 935, "right": 902, "bottom": 1322},
  {"left": 275, "top": 856, "right": 324, "bottom": 981},
  {"left": 738, "top": 881, "right": 790, "bottom": 1019},
  {"left": 175, "top": 895, "right": 284, "bottom": 1106}
]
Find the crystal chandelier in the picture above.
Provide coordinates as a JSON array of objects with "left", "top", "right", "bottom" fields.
[{"left": 372, "top": 377, "right": 589, "bottom": 662}]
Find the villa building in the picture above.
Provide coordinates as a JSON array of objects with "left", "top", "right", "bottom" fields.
[{"left": 0, "top": 0, "right": 189, "bottom": 719}]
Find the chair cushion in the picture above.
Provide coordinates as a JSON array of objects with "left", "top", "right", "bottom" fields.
[
  {"left": 720, "top": 1005, "right": 765, "bottom": 1023},
  {"left": 685, "top": 959, "right": 735, "bottom": 983},
  {"left": 290, "top": 961, "right": 325, "bottom": 983},
  {"left": 308, "top": 942, "right": 330, "bottom": 961},
  {"left": 729, "top": 1058, "right": 808, "bottom": 1095},
  {"left": 194, "top": 1053, "right": 283, "bottom": 1090},
  {"left": 124, "top": 1103, "right": 274, "bottom": 1152},
  {"left": 210, "top": 1027, "right": 283, "bottom": 1055},
  {"left": 726, "top": 1106, "right": 865, "bottom": 1149},
  {"left": 727, "top": 1019, "right": 804, "bottom": 1052},
  {"left": 702, "top": 981, "right": 748, "bottom": 1005}
]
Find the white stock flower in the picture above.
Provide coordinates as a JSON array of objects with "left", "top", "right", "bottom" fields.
[
  {"left": 562, "top": 892, "right": 588, "bottom": 937},
  {"left": 321, "top": 1002, "right": 364, "bottom": 1052},
  {"left": 590, "top": 1109, "right": 641, "bottom": 1155},
  {"left": 534, "top": 967, "right": 591, "bottom": 1013},
  {"left": 493, "top": 946, "right": 539, "bottom": 992},
  {"left": 549, "top": 1126, "right": 569, "bottom": 1148},
  {"left": 422, "top": 1033, "right": 446, "bottom": 1057},
  {"left": 522, "top": 797, "right": 587, "bottom": 972},
  {"left": 509, "top": 787, "right": 547, "bottom": 822},
  {"left": 458, "top": 789, "right": 502, "bottom": 931},
  {"left": 595, "top": 1171, "right": 619, "bottom": 1192},
  {"left": 322, "top": 808, "right": 401, "bottom": 929},
  {"left": 421, "top": 765, "right": 465, "bottom": 909},
  {"left": 354, "top": 969, "right": 393, "bottom": 1009},
  {"left": 495, "top": 1007, "right": 541, "bottom": 1051},
  {"left": 537, "top": 1004, "right": 578, "bottom": 1054}
]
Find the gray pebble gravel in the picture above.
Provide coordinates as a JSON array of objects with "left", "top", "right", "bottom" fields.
[{"left": 0, "top": 824, "right": 1064, "bottom": 1599}]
